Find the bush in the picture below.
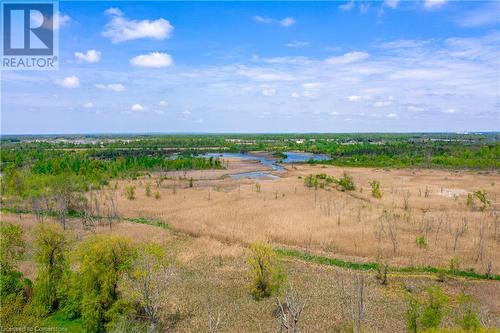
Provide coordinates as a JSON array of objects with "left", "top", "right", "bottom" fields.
[
  {"left": 416, "top": 236, "right": 428, "bottom": 249},
  {"left": 125, "top": 185, "right": 136, "bottom": 200},
  {"left": 369, "top": 180, "right": 382, "bottom": 198},
  {"left": 336, "top": 172, "right": 355, "bottom": 191},
  {"left": 456, "top": 294, "right": 482, "bottom": 331},
  {"left": 145, "top": 182, "right": 152, "bottom": 197},
  {"left": 154, "top": 191, "right": 161, "bottom": 200},
  {"left": 246, "top": 243, "right": 286, "bottom": 300},
  {"left": 420, "top": 286, "right": 448, "bottom": 330}
]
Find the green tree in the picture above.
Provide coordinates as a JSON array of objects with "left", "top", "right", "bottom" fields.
[
  {"left": 120, "top": 243, "right": 175, "bottom": 333},
  {"left": 246, "top": 242, "right": 286, "bottom": 300},
  {"left": 75, "top": 235, "right": 136, "bottom": 333},
  {"left": 32, "top": 223, "right": 69, "bottom": 316},
  {"left": 420, "top": 286, "right": 448, "bottom": 330}
]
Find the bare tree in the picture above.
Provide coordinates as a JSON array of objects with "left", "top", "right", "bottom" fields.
[
  {"left": 276, "top": 288, "right": 305, "bottom": 333},
  {"left": 335, "top": 272, "right": 367, "bottom": 333},
  {"left": 205, "top": 296, "right": 222, "bottom": 333},
  {"left": 475, "top": 220, "right": 485, "bottom": 263},
  {"left": 387, "top": 220, "right": 398, "bottom": 256},
  {"left": 127, "top": 245, "right": 176, "bottom": 333},
  {"left": 453, "top": 218, "right": 468, "bottom": 253}
]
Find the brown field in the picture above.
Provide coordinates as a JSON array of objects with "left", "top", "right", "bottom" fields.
[
  {"left": 1, "top": 213, "right": 499, "bottom": 332},
  {"left": 110, "top": 159, "right": 499, "bottom": 275},
  {"left": 2, "top": 158, "right": 499, "bottom": 332}
]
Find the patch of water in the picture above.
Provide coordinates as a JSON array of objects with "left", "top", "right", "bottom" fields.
[
  {"left": 229, "top": 171, "right": 280, "bottom": 180},
  {"left": 202, "top": 152, "right": 330, "bottom": 179}
]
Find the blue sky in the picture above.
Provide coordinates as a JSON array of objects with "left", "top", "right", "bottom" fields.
[{"left": 1, "top": 0, "right": 499, "bottom": 134}]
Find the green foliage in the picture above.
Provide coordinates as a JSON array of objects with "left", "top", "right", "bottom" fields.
[
  {"left": 0, "top": 222, "right": 25, "bottom": 274},
  {"left": 74, "top": 235, "right": 136, "bottom": 333},
  {"left": 455, "top": 294, "right": 482, "bottom": 331},
  {"left": 405, "top": 295, "right": 420, "bottom": 333},
  {"left": 369, "top": 180, "right": 382, "bottom": 198},
  {"left": 419, "top": 286, "right": 448, "bottom": 330},
  {"left": 336, "top": 172, "right": 355, "bottom": 191},
  {"left": 416, "top": 236, "right": 428, "bottom": 249},
  {"left": 32, "top": 223, "right": 69, "bottom": 316},
  {"left": 246, "top": 243, "right": 286, "bottom": 300},
  {"left": 0, "top": 223, "right": 37, "bottom": 329},
  {"left": 154, "top": 191, "right": 161, "bottom": 200}
]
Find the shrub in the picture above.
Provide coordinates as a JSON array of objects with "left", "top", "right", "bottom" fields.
[
  {"left": 246, "top": 243, "right": 286, "bottom": 300},
  {"left": 154, "top": 191, "right": 161, "bottom": 200},
  {"left": 336, "top": 172, "right": 355, "bottom": 191},
  {"left": 125, "top": 185, "right": 136, "bottom": 200},
  {"left": 456, "top": 294, "right": 482, "bottom": 331},
  {"left": 416, "top": 236, "right": 427, "bottom": 249},
  {"left": 369, "top": 180, "right": 382, "bottom": 198},
  {"left": 467, "top": 190, "right": 490, "bottom": 211},
  {"left": 376, "top": 259, "right": 389, "bottom": 285},
  {"left": 420, "top": 286, "right": 448, "bottom": 330},
  {"left": 145, "top": 182, "right": 151, "bottom": 197},
  {"left": 405, "top": 295, "right": 420, "bottom": 333}
]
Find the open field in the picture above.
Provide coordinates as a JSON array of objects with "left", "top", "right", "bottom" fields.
[
  {"left": 1, "top": 212, "right": 499, "bottom": 332},
  {"left": 1, "top": 136, "right": 498, "bottom": 332},
  {"left": 109, "top": 158, "right": 500, "bottom": 275}
]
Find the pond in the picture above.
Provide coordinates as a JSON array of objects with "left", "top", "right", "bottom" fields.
[{"left": 202, "top": 151, "right": 330, "bottom": 179}]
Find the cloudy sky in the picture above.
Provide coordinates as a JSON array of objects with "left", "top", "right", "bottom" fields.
[{"left": 1, "top": 0, "right": 499, "bottom": 134}]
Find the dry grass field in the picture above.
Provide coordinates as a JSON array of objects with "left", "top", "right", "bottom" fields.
[
  {"left": 1, "top": 212, "right": 499, "bottom": 332},
  {"left": 105, "top": 158, "right": 499, "bottom": 275}
]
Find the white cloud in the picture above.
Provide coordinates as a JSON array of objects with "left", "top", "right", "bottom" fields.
[
  {"left": 302, "top": 90, "right": 318, "bottom": 98},
  {"left": 325, "top": 51, "right": 369, "bottom": 65},
  {"left": 389, "top": 69, "right": 448, "bottom": 80},
  {"left": 182, "top": 110, "right": 191, "bottom": 115},
  {"left": 443, "top": 108, "right": 456, "bottom": 113},
  {"left": 252, "top": 15, "right": 295, "bottom": 27},
  {"left": 131, "top": 104, "right": 145, "bottom": 112},
  {"left": 291, "top": 92, "right": 300, "bottom": 98},
  {"left": 154, "top": 110, "right": 165, "bottom": 115},
  {"left": 280, "top": 17, "right": 295, "bottom": 27},
  {"left": 95, "top": 83, "right": 125, "bottom": 92},
  {"left": 408, "top": 106, "right": 425, "bottom": 112},
  {"left": 359, "top": 3, "right": 370, "bottom": 14},
  {"left": 386, "top": 113, "right": 398, "bottom": 118},
  {"left": 383, "top": 0, "right": 399, "bottom": 9},
  {"left": 346, "top": 95, "right": 370, "bottom": 102},
  {"left": 339, "top": 1, "right": 354, "bottom": 11},
  {"left": 284, "top": 40, "right": 309, "bottom": 48},
  {"left": 262, "top": 88, "right": 276, "bottom": 96},
  {"left": 130, "top": 52, "right": 173, "bottom": 68},
  {"left": 253, "top": 16, "right": 273, "bottom": 24},
  {"left": 237, "top": 67, "right": 295, "bottom": 81},
  {"left": 55, "top": 75, "right": 80, "bottom": 88},
  {"left": 330, "top": 111, "right": 340, "bottom": 116},
  {"left": 456, "top": 2, "right": 500, "bottom": 27},
  {"left": 102, "top": 8, "right": 174, "bottom": 43},
  {"left": 424, "top": 0, "right": 447, "bottom": 9},
  {"left": 303, "top": 82, "right": 321, "bottom": 90},
  {"left": 83, "top": 102, "right": 94, "bottom": 108},
  {"left": 31, "top": 11, "right": 70, "bottom": 30},
  {"left": 158, "top": 100, "right": 168, "bottom": 106},
  {"left": 75, "top": 50, "right": 101, "bottom": 63},
  {"left": 374, "top": 101, "right": 392, "bottom": 107},
  {"left": 195, "top": 119, "right": 204, "bottom": 123}
]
